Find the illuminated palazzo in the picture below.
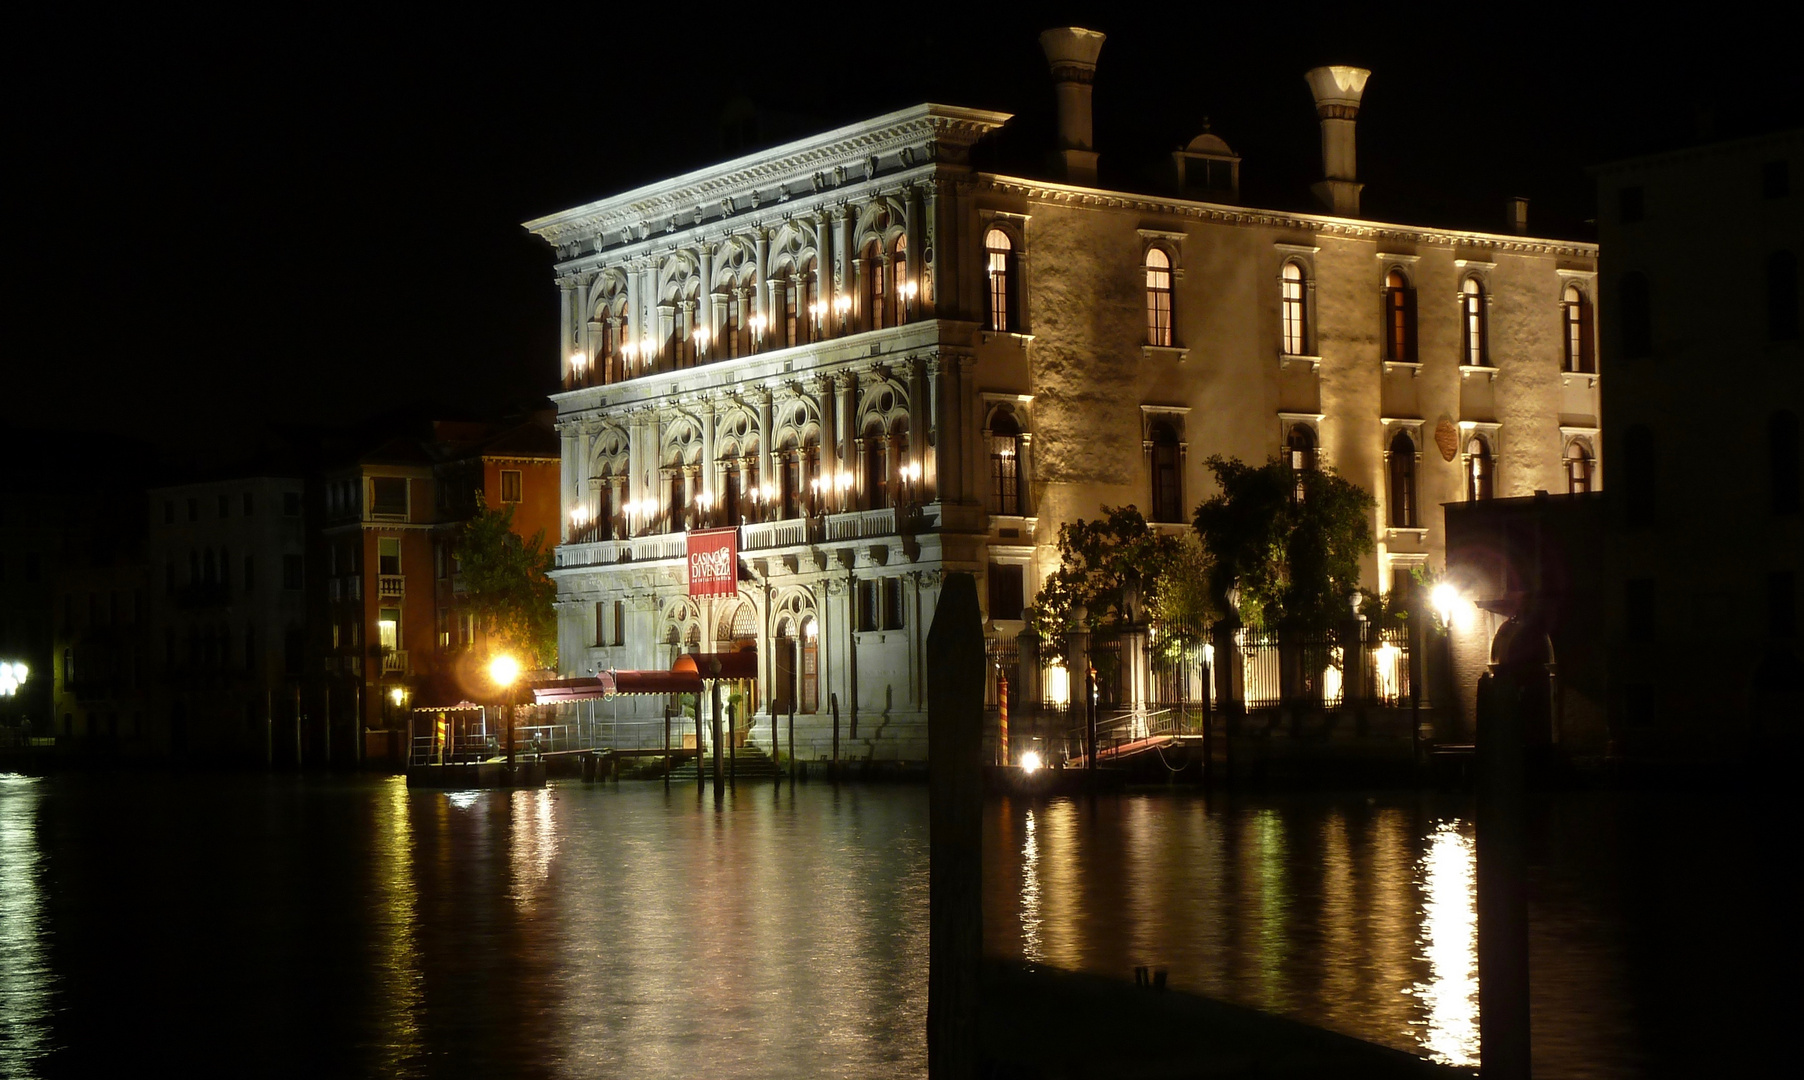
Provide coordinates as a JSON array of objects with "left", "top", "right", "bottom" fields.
[{"left": 532, "top": 30, "right": 1600, "bottom": 758}]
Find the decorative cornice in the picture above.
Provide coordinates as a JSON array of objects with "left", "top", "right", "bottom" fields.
[
  {"left": 974, "top": 175, "right": 1598, "bottom": 258},
  {"left": 525, "top": 105, "right": 1010, "bottom": 249}
]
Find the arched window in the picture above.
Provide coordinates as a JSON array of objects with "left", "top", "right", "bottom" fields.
[
  {"left": 1620, "top": 271, "right": 1652, "bottom": 359},
  {"left": 1388, "top": 431, "right": 1418, "bottom": 528},
  {"left": 862, "top": 241, "right": 886, "bottom": 331},
  {"left": 1384, "top": 269, "right": 1416, "bottom": 363},
  {"left": 1465, "top": 435, "right": 1494, "bottom": 501},
  {"left": 1287, "top": 424, "right": 1316, "bottom": 500},
  {"left": 990, "top": 412, "right": 1022, "bottom": 516},
  {"left": 985, "top": 228, "right": 1016, "bottom": 333},
  {"left": 1461, "top": 277, "right": 1488, "bottom": 366},
  {"left": 891, "top": 235, "right": 910, "bottom": 323},
  {"left": 1281, "top": 261, "right": 1308, "bottom": 356},
  {"left": 1566, "top": 442, "right": 1594, "bottom": 494},
  {"left": 1768, "top": 250, "right": 1799, "bottom": 341},
  {"left": 1562, "top": 284, "right": 1595, "bottom": 373},
  {"left": 1145, "top": 248, "right": 1173, "bottom": 347},
  {"left": 723, "top": 292, "right": 744, "bottom": 359},
  {"left": 1771, "top": 410, "right": 1801, "bottom": 515},
  {"left": 1149, "top": 421, "right": 1183, "bottom": 523},
  {"left": 1623, "top": 424, "right": 1656, "bottom": 526}
]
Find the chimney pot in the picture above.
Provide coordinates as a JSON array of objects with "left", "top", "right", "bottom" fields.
[
  {"left": 1304, "top": 65, "right": 1370, "bottom": 216},
  {"left": 1040, "top": 27, "right": 1106, "bottom": 186},
  {"left": 1507, "top": 196, "right": 1530, "bottom": 234}
]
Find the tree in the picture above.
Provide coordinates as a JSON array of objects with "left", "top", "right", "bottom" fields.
[
  {"left": 1028, "top": 505, "right": 1208, "bottom": 639},
  {"left": 453, "top": 494, "right": 558, "bottom": 670},
  {"left": 1192, "top": 455, "right": 1375, "bottom": 631}
]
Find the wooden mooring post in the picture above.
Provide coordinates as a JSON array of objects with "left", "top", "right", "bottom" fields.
[
  {"left": 830, "top": 693, "right": 841, "bottom": 784},
  {"left": 927, "top": 572, "right": 983, "bottom": 1080}
]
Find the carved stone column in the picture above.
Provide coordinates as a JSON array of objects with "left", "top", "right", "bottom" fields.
[
  {"left": 838, "top": 372, "right": 858, "bottom": 499},
  {"left": 557, "top": 276, "right": 576, "bottom": 382},
  {"left": 701, "top": 400, "right": 717, "bottom": 515},
  {"left": 756, "top": 389, "right": 775, "bottom": 503},
  {"left": 904, "top": 184, "right": 923, "bottom": 321},
  {"left": 753, "top": 229, "right": 770, "bottom": 336}
]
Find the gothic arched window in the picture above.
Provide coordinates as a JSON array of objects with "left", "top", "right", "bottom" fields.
[
  {"left": 1620, "top": 272, "right": 1652, "bottom": 359},
  {"left": 1769, "top": 250, "right": 1799, "bottom": 342},
  {"left": 990, "top": 412, "right": 1022, "bottom": 516},
  {"left": 1465, "top": 435, "right": 1494, "bottom": 501},
  {"left": 1281, "top": 261, "right": 1308, "bottom": 356},
  {"left": 985, "top": 228, "right": 1016, "bottom": 333},
  {"left": 1562, "top": 284, "right": 1595, "bottom": 373},
  {"left": 1287, "top": 424, "right": 1316, "bottom": 501},
  {"left": 1145, "top": 248, "right": 1173, "bottom": 347},
  {"left": 1566, "top": 441, "right": 1593, "bottom": 494},
  {"left": 1384, "top": 269, "right": 1416, "bottom": 363},
  {"left": 1461, "top": 277, "right": 1488, "bottom": 366},
  {"left": 1388, "top": 431, "right": 1418, "bottom": 528},
  {"left": 1149, "top": 421, "right": 1183, "bottom": 523},
  {"left": 862, "top": 240, "right": 886, "bottom": 331}
]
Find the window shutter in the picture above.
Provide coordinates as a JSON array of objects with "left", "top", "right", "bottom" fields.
[
  {"left": 1577, "top": 298, "right": 1595, "bottom": 371},
  {"left": 1007, "top": 253, "right": 1023, "bottom": 332},
  {"left": 1403, "top": 288, "right": 1419, "bottom": 361}
]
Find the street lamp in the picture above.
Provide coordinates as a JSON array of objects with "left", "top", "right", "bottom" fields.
[
  {"left": 0, "top": 661, "right": 27, "bottom": 697},
  {"left": 1431, "top": 582, "right": 1460, "bottom": 632},
  {"left": 490, "top": 654, "right": 520, "bottom": 773}
]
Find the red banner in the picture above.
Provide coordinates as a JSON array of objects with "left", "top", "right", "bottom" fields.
[{"left": 686, "top": 528, "right": 739, "bottom": 597}]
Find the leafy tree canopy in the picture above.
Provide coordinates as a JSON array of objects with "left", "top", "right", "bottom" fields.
[
  {"left": 453, "top": 494, "right": 558, "bottom": 670},
  {"left": 1028, "top": 505, "right": 1211, "bottom": 639},
  {"left": 1192, "top": 455, "right": 1375, "bottom": 631}
]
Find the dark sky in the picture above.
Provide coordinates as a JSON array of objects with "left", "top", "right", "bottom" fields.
[{"left": 7, "top": 5, "right": 1796, "bottom": 469}]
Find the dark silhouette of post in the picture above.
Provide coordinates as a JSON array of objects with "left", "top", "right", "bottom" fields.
[
  {"left": 830, "top": 692, "right": 841, "bottom": 783},
  {"left": 1086, "top": 663, "right": 1098, "bottom": 775},
  {"left": 1476, "top": 616, "right": 1542, "bottom": 1080},
  {"left": 787, "top": 703, "right": 796, "bottom": 783},
  {"left": 695, "top": 692, "right": 705, "bottom": 796},
  {"left": 711, "top": 684, "right": 723, "bottom": 797},
  {"left": 663, "top": 707, "right": 671, "bottom": 790},
  {"left": 927, "top": 572, "right": 983, "bottom": 1080},
  {"left": 727, "top": 694, "right": 737, "bottom": 785}
]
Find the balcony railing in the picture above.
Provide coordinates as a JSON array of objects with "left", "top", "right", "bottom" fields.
[
  {"left": 378, "top": 575, "right": 404, "bottom": 599},
  {"left": 382, "top": 650, "right": 408, "bottom": 674},
  {"left": 824, "top": 506, "right": 896, "bottom": 542},
  {"left": 741, "top": 518, "right": 809, "bottom": 551}
]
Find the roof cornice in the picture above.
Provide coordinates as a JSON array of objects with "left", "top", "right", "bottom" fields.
[
  {"left": 974, "top": 174, "right": 1599, "bottom": 257},
  {"left": 524, "top": 104, "right": 1011, "bottom": 248}
]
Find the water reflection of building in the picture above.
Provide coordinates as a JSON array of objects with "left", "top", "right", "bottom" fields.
[{"left": 536, "top": 28, "right": 1596, "bottom": 761}]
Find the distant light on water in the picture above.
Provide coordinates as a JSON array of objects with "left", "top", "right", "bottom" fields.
[
  {"left": 0, "top": 775, "right": 49, "bottom": 1076},
  {"left": 1411, "top": 820, "right": 1478, "bottom": 1066},
  {"left": 1020, "top": 751, "right": 1042, "bottom": 773},
  {"left": 1020, "top": 808, "right": 1044, "bottom": 963}
]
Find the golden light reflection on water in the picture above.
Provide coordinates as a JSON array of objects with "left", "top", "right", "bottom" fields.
[
  {"left": 1411, "top": 820, "right": 1479, "bottom": 1066},
  {"left": 372, "top": 777, "right": 424, "bottom": 1075},
  {"left": 0, "top": 776, "right": 49, "bottom": 1078},
  {"left": 509, "top": 787, "right": 559, "bottom": 909},
  {"left": 1019, "top": 807, "right": 1044, "bottom": 963}
]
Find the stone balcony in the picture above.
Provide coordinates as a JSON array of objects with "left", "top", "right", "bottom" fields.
[{"left": 555, "top": 505, "right": 932, "bottom": 572}]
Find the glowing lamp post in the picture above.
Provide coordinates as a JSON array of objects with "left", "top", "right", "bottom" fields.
[
  {"left": 834, "top": 294, "right": 852, "bottom": 334},
  {"left": 0, "top": 661, "right": 27, "bottom": 697},
  {"left": 490, "top": 654, "right": 520, "bottom": 773},
  {"left": 749, "top": 314, "right": 767, "bottom": 350}
]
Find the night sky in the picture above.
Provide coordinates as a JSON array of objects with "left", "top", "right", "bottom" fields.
[{"left": 8, "top": 6, "right": 1796, "bottom": 472}]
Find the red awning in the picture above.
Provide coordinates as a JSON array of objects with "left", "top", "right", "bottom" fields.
[
  {"left": 528, "top": 649, "right": 758, "bottom": 703},
  {"left": 610, "top": 670, "right": 703, "bottom": 695}
]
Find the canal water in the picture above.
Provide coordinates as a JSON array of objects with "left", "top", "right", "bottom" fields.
[{"left": 0, "top": 773, "right": 1786, "bottom": 1078}]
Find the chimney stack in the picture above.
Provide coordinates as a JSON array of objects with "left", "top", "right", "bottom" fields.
[
  {"left": 1506, "top": 196, "right": 1530, "bottom": 234},
  {"left": 1040, "top": 27, "right": 1106, "bottom": 186},
  {"left": 1303, "top": 65, "right": 1370, "bottom": 217}
]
